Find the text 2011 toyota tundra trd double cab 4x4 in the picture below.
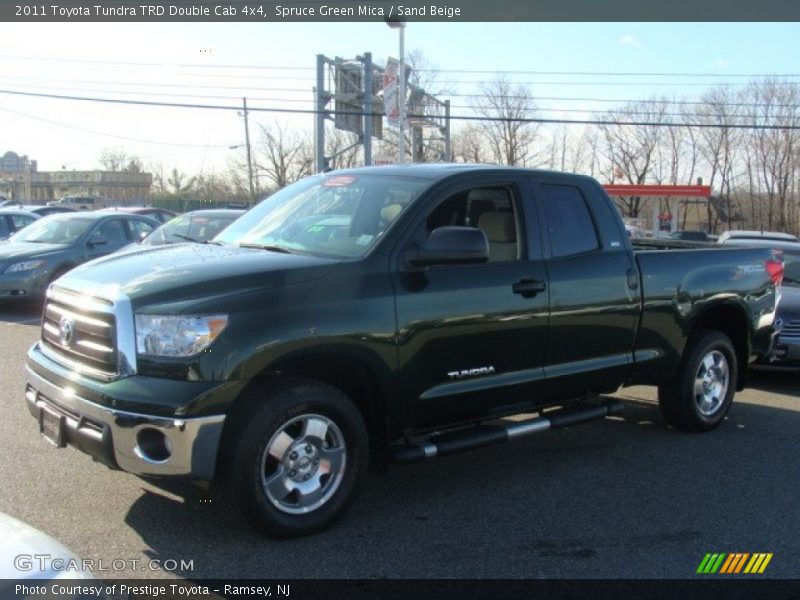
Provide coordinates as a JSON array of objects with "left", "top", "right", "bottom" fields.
[{"left": 24, "top": 165, "right": 781, "bottom": 537}]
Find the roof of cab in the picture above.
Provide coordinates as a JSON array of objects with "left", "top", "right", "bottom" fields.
[{"left": 326, "top": 163, "right": 597, "bottom": 183}]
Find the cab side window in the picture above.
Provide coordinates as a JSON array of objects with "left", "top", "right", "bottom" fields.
[
  {"left": 9, "top": 214, "right": 35, "bottom": 230},
  {"left": 425, "top": 186, "right": 521, "bottom": 262},
  {"left": 127, "top": 218, "right": 156, "bottom": 239},
  {"left": 541, "top": 184, "right": 599, "bottom": 258},
  {"left": 96, "top": 219, "right": 127, "bottom": 243}
]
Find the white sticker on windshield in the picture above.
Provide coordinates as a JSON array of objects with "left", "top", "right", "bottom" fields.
[{"left": 356, "top": 234, "right": 374, "bottom": 245}]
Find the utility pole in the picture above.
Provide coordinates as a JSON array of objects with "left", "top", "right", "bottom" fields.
[
  {"left": 241, "top": 97, "right": 256, "bottom": 207},
  {"left": 315, "top": 54, "right": 326, "bottom": 172}
]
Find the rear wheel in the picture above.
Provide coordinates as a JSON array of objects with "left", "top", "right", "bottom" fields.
[
  {"left": 658, "top": 330, "right": 737, "bottom": 432},
  {"left": 221, "top": 378, "right": 368, "bottom": 538}
]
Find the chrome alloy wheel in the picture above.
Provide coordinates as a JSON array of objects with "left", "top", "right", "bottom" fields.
[
  {"left": 260, "top": 414, "right": 346, "bottom": 515},
  {"left": 693, "top": 350, "right": 730, "bottom": 417}
]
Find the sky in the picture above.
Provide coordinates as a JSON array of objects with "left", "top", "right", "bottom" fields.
[{"left": 0, "top": 22, "right": 798, "bottom": 175}]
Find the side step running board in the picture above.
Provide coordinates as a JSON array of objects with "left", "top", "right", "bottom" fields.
[{"left": 389, "top": 398, "right": 623, "bottom": 464}]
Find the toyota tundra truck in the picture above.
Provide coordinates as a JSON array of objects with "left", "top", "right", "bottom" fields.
[{"left": 24, "top": 165, "right": 781, "bottom": 537}]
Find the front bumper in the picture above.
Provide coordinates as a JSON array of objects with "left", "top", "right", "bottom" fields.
[
  {"left": 762, "top": 334, "right": 800, "bottom": 365},
  {"left": 0, "top": 270, "right": 49, "bottom": 300},
  {"left": 24, "top": 362, "right": 226, "bottom": 481}
]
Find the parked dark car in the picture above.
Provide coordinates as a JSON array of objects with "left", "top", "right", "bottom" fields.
[
  {"left": 46, "top": 196, "right": 106, "bottom": 211},
  {"left": 0, "top": 212, "right": 158, "bottom": 301},
  {"left": 131, "top": 209, "right": 244, "bottom": 248},
  {"left": 99, "top": 206, "right": 178, "bottom": 224},
  {"left": 0, "top": 209, "right": 40, "bottom": 241},
  {"left": 24, "top": 165, "right": 779, "bottom": 537},
  {"left": 17, "top": 205, "right": 77, "bottom": 218},
  {"left": 759, "top": 250, "right": 800, "bottom": 366},
  {"left": 669, "top": 230, "right": 710, "bottom": 242}
]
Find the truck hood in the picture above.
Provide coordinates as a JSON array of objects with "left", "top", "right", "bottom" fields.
[{"left": 61, "top": 243, "right": 339, "bottom": 307}]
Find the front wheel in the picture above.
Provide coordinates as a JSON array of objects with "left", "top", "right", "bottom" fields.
[
  {"left": 658, "top": 330, "right": 738, "bottom": 432},
  {"left": 221, "top": 378, "right": 368, "bottom": 538}
]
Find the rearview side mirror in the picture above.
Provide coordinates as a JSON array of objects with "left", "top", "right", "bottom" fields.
[
  {"left": 88, "top": 233, "right": 108, "bottom": 247},
  {"left": 406, "top": 226, "right": 489, "bottom": 267}
]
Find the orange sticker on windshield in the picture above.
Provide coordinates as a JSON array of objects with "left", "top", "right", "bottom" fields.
[{"left": 322, "top": 176, "right": 356, "bottom": 187}]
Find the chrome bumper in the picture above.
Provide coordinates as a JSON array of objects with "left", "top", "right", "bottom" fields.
[{"left": 24, "top": 364, "right": 225, "bottom": 480}]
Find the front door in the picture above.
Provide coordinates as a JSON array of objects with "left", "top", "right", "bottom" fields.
[{"left": 392, "top": 174, "right": 550, "bottom": 431}]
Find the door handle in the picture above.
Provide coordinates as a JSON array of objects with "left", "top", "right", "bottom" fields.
[{"left": 512, "top": 277, "right": 547, "bottom": 298}]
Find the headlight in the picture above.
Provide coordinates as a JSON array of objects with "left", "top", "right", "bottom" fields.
[
  {"left": 135, "top": 314, "right": 228, "bottom": 357},
  {"left": 4, "top": 259, "right": 47, "bottom": 273}
]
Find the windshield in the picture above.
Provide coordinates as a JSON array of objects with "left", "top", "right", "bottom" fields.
[
  {"left": 215, "top": 174, "right": 428, "bottom": 258},
  {"left": 145, "top": 213, "right": 239, "bottom": 246},
  {"left": 12, "top": 215, "right": 93, "bottom": 244}
]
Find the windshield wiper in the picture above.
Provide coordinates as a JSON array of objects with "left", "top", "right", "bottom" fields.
[
  {"left": 171, "top": 233, "right": 200, "bottom": 243},
  {"left": 238, "top": 242, "right": 297, "bottom": 254}
]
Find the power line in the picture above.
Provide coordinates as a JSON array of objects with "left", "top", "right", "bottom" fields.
[
  {"left": 0, "top": 105, "right": 234, "bottom": 148},
  {"left": 3, "top": 53, "right": 800, "bottom": 79},
  {"left": 0, "top": 81, "right": 774, "bottom": 119},
  {"left": 2, "top": 87, "right": 799, "bottom": 130}
]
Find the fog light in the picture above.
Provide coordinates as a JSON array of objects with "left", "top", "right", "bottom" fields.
[{"left": 135, "top": 427, "right": 172, "bottom": 463}]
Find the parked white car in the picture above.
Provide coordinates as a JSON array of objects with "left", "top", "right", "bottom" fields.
[{"left": 0, "top": 511, "right": 94, "bottom": 579}]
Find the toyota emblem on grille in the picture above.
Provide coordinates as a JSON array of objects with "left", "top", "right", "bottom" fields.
[{"left": 59, "top": 317, "right": 75, "bottom": 347}]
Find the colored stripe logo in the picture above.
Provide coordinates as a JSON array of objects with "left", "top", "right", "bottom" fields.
[{"left": 697, "top": 553, "right": 773, "bottom": 574}]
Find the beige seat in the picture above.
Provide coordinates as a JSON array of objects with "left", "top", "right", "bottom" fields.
[
  {"left": 478, "top": 212, "right": 517, "bottom": 262},
  {"left": 381, "top": 203, "right": 403, "bottom": 223}
]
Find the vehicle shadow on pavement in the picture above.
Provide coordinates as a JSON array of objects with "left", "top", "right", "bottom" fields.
[
  {"left": 0, "top": 301, "right": 42, "bottom": 324},
  {"left": 747, "top": 368, "right": 800, "bottom": 399},
  {"left": 120, "top": 395, "right": 800, "bottom": 578}
]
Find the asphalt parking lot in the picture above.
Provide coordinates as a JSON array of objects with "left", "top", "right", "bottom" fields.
[{"left": 0, "top": 302, "right": 798, "bottom": 580}]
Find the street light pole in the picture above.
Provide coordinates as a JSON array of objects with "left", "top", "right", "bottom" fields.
[{"left": 386, "top": 18, "right": 406, "bottom": 164}]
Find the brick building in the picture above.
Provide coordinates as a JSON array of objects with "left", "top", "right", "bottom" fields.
[{"left": 0, "top": 151, "right": 152, "bottom": 205}]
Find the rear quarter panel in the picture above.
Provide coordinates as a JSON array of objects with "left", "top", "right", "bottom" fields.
[{"left": 630, "top": 246, "right": 777, "bottom": 386}]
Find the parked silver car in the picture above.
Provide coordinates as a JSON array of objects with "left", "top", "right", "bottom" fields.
[
  {"left": 718, "top": 230, "right": 799, "bottom": 245},
  {"left": 0, "top": 511, "right": 94, "bottom": 579},
  {"left": 0, "top": 209, "right": 40, "bottom": 241},
  {"left": 0, "top": 212, "right": 158, "bottom": 301}
]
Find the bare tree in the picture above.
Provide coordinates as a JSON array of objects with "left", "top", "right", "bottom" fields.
[
  {"left": 693, "top": 86, "right": 742, "bottom": 232},
  {"left": 167, "top": 168, "right": 194, "bottom": 195},
  {"left": 451, "top": 123, "right": 490, "bottom": 163},
  {"left": 191, "top": 170, "right": 237, "bottom": 202},
  {"left": 597, "top": 98, "right": 670, "bottom": 218},
  {"left": 147, "top": 160, "right": 168, "bottom": 195},
  {"left": 473, "top": 76, "right": 540, "bottom": 166},
  {"left": 99, "top": 148, "right": 141, "bottom": 172},
  {"left": 255, "top": 121, "right": 314, "bottom": 190},
  {"left": 741, "top": 79, "right": 800, "bottom": 232},
  {"left": 325, "top": 129, "right": 361, "bottom": 169}
]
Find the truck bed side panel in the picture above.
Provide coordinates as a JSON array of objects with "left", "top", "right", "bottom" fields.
[{"left": 629, "top": 247, "right": 777, "bottom": 387}]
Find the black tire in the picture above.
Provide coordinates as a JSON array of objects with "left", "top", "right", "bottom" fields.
[
  {"left": 658, "top": 330, "right": 737, "bottom": 432},
  {"left": 220, "top": 377, "right": 368, "bottom": 538}
]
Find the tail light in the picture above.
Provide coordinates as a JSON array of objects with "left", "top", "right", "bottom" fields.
[{"left": 766, "top": 259, "right": 784, "bottom": 286}]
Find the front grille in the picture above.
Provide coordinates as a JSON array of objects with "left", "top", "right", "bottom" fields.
[
  {"left": 41, "top": 290, "right": 118, "bottom": 376},
  {"left": 780, "top": 319, "right": 800, "bottom": 340}
]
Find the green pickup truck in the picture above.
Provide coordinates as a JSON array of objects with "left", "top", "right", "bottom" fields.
[{"left": 24, "top": 165, "right": 780, "bottom": 537}]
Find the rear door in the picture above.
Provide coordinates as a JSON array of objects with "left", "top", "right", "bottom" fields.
[
  {"left": 533, "top": 176, "right": 640, "bottom": 399},
  {"left": 392, "top": 173, "right": 550, "bottom": 430}
]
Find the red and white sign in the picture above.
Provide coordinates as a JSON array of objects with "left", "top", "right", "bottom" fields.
[{"left": 383, "top": 57, "right": 401, "bottom": 127}]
